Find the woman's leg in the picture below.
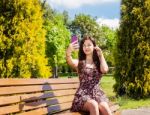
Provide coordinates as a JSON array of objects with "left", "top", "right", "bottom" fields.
[
  {"left": 99, "top": 102, "right": 112, "bottom": 115},
  {"left": 83, "top": 99, "right": 99, "bottom": 115}
]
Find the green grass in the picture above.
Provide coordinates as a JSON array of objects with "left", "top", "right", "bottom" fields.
[
  {"left": 101, "top": 76, "right": 150, "bottom": 110},
  {"left": 117, "top": 96, "right": 150, "bottom": 109},
  {"left": 101, "top": 76, "right": 116, "bottom": 97}
]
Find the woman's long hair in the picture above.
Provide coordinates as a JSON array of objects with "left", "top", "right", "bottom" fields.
[{"left": 78, "top": 35, "right": 101, "bottom": 73}]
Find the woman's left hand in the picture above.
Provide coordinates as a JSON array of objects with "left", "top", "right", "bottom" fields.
[{"left": 94, "top": 46, "right": 103, "bottom": 57}]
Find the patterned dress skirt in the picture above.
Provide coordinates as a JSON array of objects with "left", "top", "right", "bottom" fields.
[{"left": 70, "top": 67, "right": 109, "bottom": 112}]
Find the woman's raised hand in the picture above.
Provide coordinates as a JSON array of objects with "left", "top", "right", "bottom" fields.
[
  {"left": 68, "top": 41, "right": 79, "bottom": 52},
  {"left": 94, "top": 46, "right": 103, "bottom": 57}
]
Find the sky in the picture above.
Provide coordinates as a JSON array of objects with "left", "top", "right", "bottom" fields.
[{"left": 46, "top": 0, "right": 121, "bottom": 29}]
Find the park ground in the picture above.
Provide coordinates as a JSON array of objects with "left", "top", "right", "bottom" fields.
[{"left": 101, "top": 76, "right": 150, "bottom": 115}]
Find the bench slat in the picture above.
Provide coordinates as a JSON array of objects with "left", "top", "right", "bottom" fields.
[
  {"left": 18, "top": 102, "right": 72, "bottom": 115},
  {"left": 0, "top": 89, "right": 76, "bottom": 106},
  {"left": 0, "top": 84, "right": 79, "bottom": 95},
  {"left": 0, "top": 95, "right": 74, "bottom": 114},
  {"left": 0, "top": 78, "right": 79, "bottom": 86},
  {"left": 56, "top": 112, "right": 86, "bottom": 115}
]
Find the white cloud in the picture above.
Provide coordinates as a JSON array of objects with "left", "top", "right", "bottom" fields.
[
  {"left": 47, "top": 0, "right": 120, "bottom": 9},
  {"left": 96, "top": 18, "right": 120, "bottom": 29}
]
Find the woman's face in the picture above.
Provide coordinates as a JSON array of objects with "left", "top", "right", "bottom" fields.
[{"left": 83, "top": 39, "right": 94, "bottom": 55}]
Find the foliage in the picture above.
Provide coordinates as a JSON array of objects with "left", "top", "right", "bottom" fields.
[
  {"left": 70, "top": 14, "right": 103, "bottom": 43},
  {"left": 43, "top": 4, "right": 70, "bottom": 69},
  {"left": 62, "top": 10, "right": 70, "bottom": 27},
  {"left": 101, "top": 26, "right": 117, "bottom": 66},
  {"left": 0, "top": 0, "right": 51, "bottom": 78},
  {"left": 114, "top": 0, "right": 150, "bottom": 98}
]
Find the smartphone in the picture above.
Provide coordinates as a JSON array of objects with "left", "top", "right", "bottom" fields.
[{"left": 71, "top": 35, "right": 78, "bottom": 43}]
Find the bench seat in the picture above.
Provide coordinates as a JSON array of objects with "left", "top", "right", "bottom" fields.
[{"left": 0, "top": 78, "right": 119, "bottom": 115}]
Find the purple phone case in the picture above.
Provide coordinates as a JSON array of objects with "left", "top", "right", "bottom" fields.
[{"left": 71, "top": 35, "right": 78, "bottom": 43}]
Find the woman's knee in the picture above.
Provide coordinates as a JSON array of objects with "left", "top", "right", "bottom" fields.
[
  {"left": 99, "top": 102, "right": 109, "bottom": 108},
  {"left": 99, "top": 102, "right": 112, "bottom": 115},
  {"left": 88, "top": 100, "right": 99, "bottom": 109},
  {"left": 84, "top": 99, "right": 99, "bottom": 111}
]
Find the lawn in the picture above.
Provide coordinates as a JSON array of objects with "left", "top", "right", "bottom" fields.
[{"left": 101, "top": 75, "right": 150, "bottom": 110}]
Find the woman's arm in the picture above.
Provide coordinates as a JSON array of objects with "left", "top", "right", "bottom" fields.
[
  {"left": 99, "top": 53, "right": 109, "bottom": 74},
  {"left": 94, "top": 46, "right": 109, "bottom": 74},
  {"left": 66, "top": 41, "right": 79, "bottom": 70}
]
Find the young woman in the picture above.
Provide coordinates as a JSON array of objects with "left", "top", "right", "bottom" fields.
[{"left": 66, "top": 35, "right": 112, "bottom": 115}]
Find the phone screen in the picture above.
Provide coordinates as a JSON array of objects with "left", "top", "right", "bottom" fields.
[{"left": 71, "top": 35, "right": 78, "bottom": 43}]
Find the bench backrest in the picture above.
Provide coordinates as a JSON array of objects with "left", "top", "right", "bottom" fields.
[{"left": 0, "top": 78, "right": 79, "bottom": 115}]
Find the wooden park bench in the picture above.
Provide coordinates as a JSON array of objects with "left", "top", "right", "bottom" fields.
[{"left": 0, "top": 78, "right": 119, "bottom": 115}]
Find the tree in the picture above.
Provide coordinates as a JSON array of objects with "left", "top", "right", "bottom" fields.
[
  {"left": 62, "top": 10, "right": 70, "bottom": 27},
  {"left": 114, "top": 0, "right": 150, "bottom": 98},
  {"left": 0, "top": 0, "right": 51, "bottom": 78},
  {"left": 43, "top": 4, "right": 70, "bottom": 77},
  {"left": 70, "top": 14, "right": 103, "bottom": 42},
  {"left": 101, "top": 26, "right": 117, "bottom": 66},
  {"left": 45, "top": 15, "right": 70, "bottom": 66}
]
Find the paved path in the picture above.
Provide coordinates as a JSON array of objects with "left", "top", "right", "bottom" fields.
[{"left": 120, "top": 107, "right": 150, "bottom": 115}]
